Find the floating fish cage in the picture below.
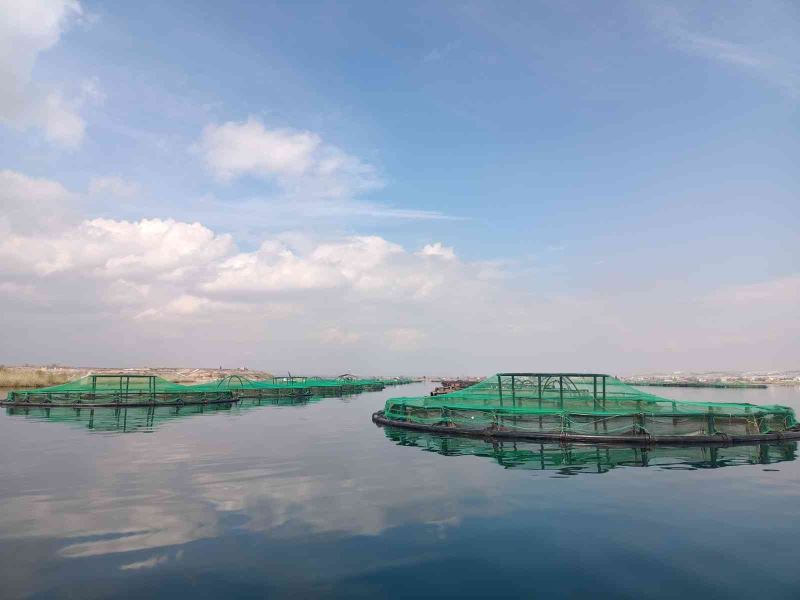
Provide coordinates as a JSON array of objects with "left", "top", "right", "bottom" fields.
[
  {"left": 383, "top": 428, "right": 797, "bottom": 473},
  {"left": 383, "top": 377, "right": 413, "bottom": 386},
  {"left": 2, "top": 371, "right": 407, "bottom": 408},
  {"left": 2, "top": 374, "right": 314, "bottom": 407},
  {"left": 185, "top": 376, "right": 314, "bottom": 400},
  {"left": 373, "top": 373, "right": 800, "bottom": 445},
  {"left": 3, "top": 374, "right": 236, "bottom": 407}
]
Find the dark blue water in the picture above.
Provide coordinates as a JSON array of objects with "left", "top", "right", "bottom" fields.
[{"left": 1, "top": 383, "right": 800, "bottom": 599}]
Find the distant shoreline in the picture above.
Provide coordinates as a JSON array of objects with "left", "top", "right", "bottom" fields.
[{"left": 631, "top": 382, "right": 767, "bottom": 389}]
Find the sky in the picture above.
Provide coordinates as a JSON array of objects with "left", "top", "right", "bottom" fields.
[{"left": 0, "top": 0, "right": 797, "bottom": 375}]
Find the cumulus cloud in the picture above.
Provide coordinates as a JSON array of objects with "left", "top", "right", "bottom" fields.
[
  {"left": 417, "top": 242, "right": 456, "bottom": 261},
  {"left": 0, "top": 169, "right": 78, "bottom": 234},
  {"left": 202, "top": 240, "right": 345, "bottom": 295},
  {"left": 195, "top": 116, "right": 382, "bottom": 197},
  {"left": 202, "top": 235, "right": 447, "bottom": 301},
  {"left": 191, "top": 117, "right": 456, "bottom": 226},
  {"left": 0, "top": 0, "right": 94, "bottom": 147},
  {"left": 1, "top": 169, "right": 797, "bottom": 373},
  {"left": 0, "top": 217, "right": 234, "bottom": 278}
]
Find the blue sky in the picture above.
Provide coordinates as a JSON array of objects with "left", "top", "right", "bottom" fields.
[{"left": 0, "top": 1, "right": 797, "bottom": 373}]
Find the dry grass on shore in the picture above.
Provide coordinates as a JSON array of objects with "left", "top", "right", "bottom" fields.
[{"left": 0, "top": 367, "right": 81, "bottom": 389}]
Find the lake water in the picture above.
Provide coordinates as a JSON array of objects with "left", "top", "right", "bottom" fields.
[{"left": 1, "top": 383, "right": 800, "bottom": 599}]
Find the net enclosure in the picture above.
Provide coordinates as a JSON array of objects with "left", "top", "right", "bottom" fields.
[
  {"left": 374, "top": 373, "right": 800, "bottom": 445},
  {"left": 3, "top": 373, "right": 407, "bottom": 407},
  {"left": 3, "top": 374, "right": 237, "bottom": 407}
]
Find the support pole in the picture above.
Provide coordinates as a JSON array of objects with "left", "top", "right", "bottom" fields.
[
  {"left": 498, "top": 374, "right": 503, "bottom": 407},
  {"left": 511, "top": 375, "right": 516, "bottom": 408}
]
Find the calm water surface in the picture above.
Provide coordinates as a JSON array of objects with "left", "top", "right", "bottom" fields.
[{"left": 1, "top": 383, "right": 800, "bottom": 599}]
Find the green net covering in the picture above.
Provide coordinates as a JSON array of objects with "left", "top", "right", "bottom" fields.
[
  {"left": 184, "top": 376, "right": 315, "bottom": 398},
  {"left": 5, "top": 374, "right": 236, "bottom": 406},
  {"left": 185, "top": 375, "right": 387, "bottom": 396},
  {"left": 4, "top": 372, "right": 408, "bottom": 407},
  {"left": 380, "top": 373, "right": 798, "bottom": 441}
]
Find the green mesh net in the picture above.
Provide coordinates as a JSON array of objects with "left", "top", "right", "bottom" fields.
[
  {"left": 5, "top": 374, "right": 235, "bottom": 405},
  {"left": 4, "top": 373, "right": 406, "bottom": 406},
  {"left": 380, "top": 373, "right": 798, "bottom": 440}
]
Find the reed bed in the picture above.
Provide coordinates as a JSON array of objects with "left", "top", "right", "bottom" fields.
[{"left": 0, "top": 368, "right": 82, "bottom": 389}]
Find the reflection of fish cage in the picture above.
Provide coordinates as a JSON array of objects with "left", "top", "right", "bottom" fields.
[
  {"left": 4, "top": 395, "right": 321, "bottom": 433},
  {"left": 374, "top": 373, "right": 800, "bottom": 445},
  {"left": 4, "top": 374, "right": 235, "bottom": 407},
  {"left": 382, "top": 427, "right": 797, "bottom": 475}
]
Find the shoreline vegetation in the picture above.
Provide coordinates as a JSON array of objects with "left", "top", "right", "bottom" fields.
[
  {"left": 0, "top": 367, "right": 81, "bottom": 389},
  {"left": 0, "top": 366, "right": 275, "bottom": 390}
]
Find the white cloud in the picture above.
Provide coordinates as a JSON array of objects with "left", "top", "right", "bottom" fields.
[
  {"left": 119, "top": 554, "right": 169, "bottom": 571},
  {"left": 0, "top": 216, "right": 234, "bottom": 278},
  {"left": 196, "top": 116, "right": 382, "bottom": 198},
  {"left": 648, "top": 1, "right": 800, "bottom": 97},
  {"left": 0, "top": 168, "right": 77, "bottom": 234},
  {"left": 417, "top": 242, "right": 456, "bottom": 261},
  {"left": 202, "top": 240, "right": 344, "bottom": 295},
  {"left": 136, "top": 295, "right": 226, "bottom": 320},
  {"left": 192, "top": 117, "right": 456, "bottom": 225},
  {"left": 38, "top": 91, "right": 85, "bottom": 147},
  {"left": 198, "top": 118, "right": 320, "bottom": 180},
  {"left": 89, "top": 176, "right": 139, "bottom": 199},
  {"left": 0, "top": 0, "right": 93, "bottom": 146},
  {"left": 677, "top": 32, "right": 763, "bottom": 68},
  {"left": 1, "top": 170, "right": 797, "bottom": 373},
  {"left": 102, "top": 278, "right": 151, "bottom": 307},
  {"left": 202, "top": 235, "right": 445, "bottom": 301}
]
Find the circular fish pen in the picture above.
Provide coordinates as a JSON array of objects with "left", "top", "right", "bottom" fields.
[
  {"left": 1, "top": 374, "right": 237, "bottom": 408},
  {"left": 0, "top": 373, "right": 314, "bottom": 408},
  {"left": 373, "top": 373, "right": 800, "bottom": 445},
  {"left": 2, "top": 372, "right": 405, "bottom": 409}
]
